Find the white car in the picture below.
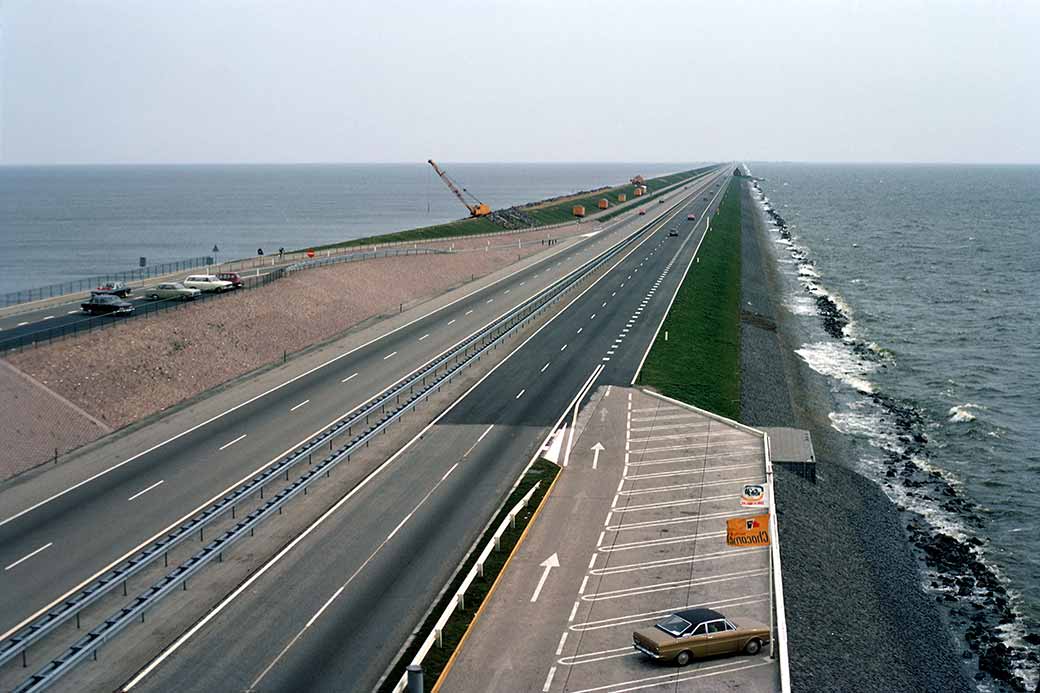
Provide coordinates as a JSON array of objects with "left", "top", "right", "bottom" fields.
[
  {"left": 183, "top": 274, "right": 233, "bottom": 293},
  {"left": 147, "top": 282, "right": 202, "bottom": 301}
]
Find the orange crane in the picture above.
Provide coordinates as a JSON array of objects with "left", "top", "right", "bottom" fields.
[{"left": 428, "top": 159, "right": 492, "bottom": 217}]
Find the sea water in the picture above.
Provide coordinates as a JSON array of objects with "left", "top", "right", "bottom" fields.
[{"left": 0, "top": 162, "right": 694, "bottom": 295}]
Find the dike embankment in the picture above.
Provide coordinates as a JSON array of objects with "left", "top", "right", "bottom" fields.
[{"left": 736, "top": 177, "right": 974, "bottom": 693}]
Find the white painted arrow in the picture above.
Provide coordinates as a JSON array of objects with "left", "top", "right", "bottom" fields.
[
  {"left": 590, "top": 442, "right": 605, "bottom": 470},
  {"left": 599, "top": 408, "right": 609, "bottom": 423},
  {"left": 530, "top": 553, "right": 560, "bottom": 602}
]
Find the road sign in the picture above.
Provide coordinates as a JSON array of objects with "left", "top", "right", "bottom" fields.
[
  {"left": 740, "top": 483, "right": 768, "bottom": 507},
  {"left": 726, "top": 514, "right": 770, "bottom": 547}
]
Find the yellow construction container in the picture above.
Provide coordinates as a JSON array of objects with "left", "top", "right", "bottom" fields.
[
  {"left": 572, "top": 205, "right": 586, "bottom": 217},
  {"left": 634, "top": 188, "right": 644, "bottom": 197},
  {"left": 598, "top": 199, "right": 609, "bottom": 209},
  {"left": 617, "top": 193, "right": 626, "bottom": 202}
]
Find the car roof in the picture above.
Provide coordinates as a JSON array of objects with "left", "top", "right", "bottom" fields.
[{"left": 674, "top": 608, "right": 725, "bottom": 626}]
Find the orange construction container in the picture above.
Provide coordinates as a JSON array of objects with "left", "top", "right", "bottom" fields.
[
  {"left": 572, "top": 205, "right": 586, "bottom": 217},
  {"left": 634, "top": 188, "right": 644, "bottom": 197},
  {"left": 598, "top": 199, "right": 609, "bottom": 209},
  {"left": 617, "top": 193, "right": 626, "bottom": 202}
]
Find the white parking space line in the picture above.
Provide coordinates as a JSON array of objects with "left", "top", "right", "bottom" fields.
[
  {"left": 558, "top": 646, "right": 635, "bottom": 667},
  {"left": 127, "top": 480, "right": 165, "bottom": 502},
  {"left": 567, "top": 659, "right": 772, "bottom": 693},
  {"left": 4, "top": 543, "right": 53, "bottom": 571},
  {"left": 465, "top": 309, "right": 474, "bottom": 315},
  {"left": 555, "top": 632, "right": 569, "bottom": 655},
  {"left": 383, "top": 351, "right": 397, "bottom": 360},
  {"left": 614, "top": 492, "right": 742, "bottom": 513},
  {"left": 447, "top": 319, "right": 456, "bottom": 325},
  {"left": 570, "top": 594, "right": 769, "bottom": 632},
  {"left": 218, "top": 434, "right": 248, "bottom": 451},
  {"left": 591, "top": 547, "right": 767, "bottom": 577},
  {"left": 600, "top": 530, "right": 727, "bottom": 553},
  {"left": 341, "top": 372, "right": 358, "bottom": 383},
  {"left": 419, "top": 334, "right": 429, "bottom": 341},
  {"left": 290, "top": 399, "right": 310, "bottom": 412},
  {"left": 486, "top": 298, "right": 494, "bottom": 304},
  {"left": 584, "top": 568, "right": 769, "bottom": 602},
  {"left": 542, "top": 667, "right": 556, "bottom": 692},
  {"left": 620, "top": 476, "right": 761, "bottom": 496}
]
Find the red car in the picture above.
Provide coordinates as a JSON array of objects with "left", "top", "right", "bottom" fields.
[
  {"left": 687, "top": 214, "right": 696, "bottom": 221},
  {"left": 216, "top": 272, "right": 244, "bottom": 289}
]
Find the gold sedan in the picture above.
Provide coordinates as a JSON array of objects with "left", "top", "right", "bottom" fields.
[{"left": 633, "top": 608, "right": 770, "bottom": 666}]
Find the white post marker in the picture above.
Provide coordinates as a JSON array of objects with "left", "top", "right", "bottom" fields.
[
  {"left": 590, "top": 442, "right": 605, "bottom": 470},
  {"left": 530, "top": 553, "right": 560, "bottom": 602}
]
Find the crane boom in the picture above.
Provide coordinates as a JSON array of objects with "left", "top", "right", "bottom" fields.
[{"left": 427, "top": 159, "right": 492, "bottom": 217}]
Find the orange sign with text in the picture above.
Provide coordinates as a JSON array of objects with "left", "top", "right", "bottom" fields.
[{"left": 726, "top": 514, "right": 770, "bottom": 547}]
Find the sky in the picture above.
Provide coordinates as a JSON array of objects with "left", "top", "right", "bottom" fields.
[{"left": 2, "top": 0, "right": 1038, "bottom": 165}]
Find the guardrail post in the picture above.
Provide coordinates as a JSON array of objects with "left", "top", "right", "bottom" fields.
[{"left": 458, "top": 592, "right": 465, "bottom": 611}]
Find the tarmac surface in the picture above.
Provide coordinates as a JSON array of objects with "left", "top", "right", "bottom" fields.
[{"left": 440, "top": 387, "right": 779, "bottom": 693}]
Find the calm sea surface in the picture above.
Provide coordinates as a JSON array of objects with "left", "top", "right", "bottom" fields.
[
  {"left": 751, "top": 163, "right": 1039, "bottom": 688},
  {"left": 0, "top": 163, "right": 694, "bottom": 295}
]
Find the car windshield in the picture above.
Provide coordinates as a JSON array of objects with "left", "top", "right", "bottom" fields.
[{"left": 655, "top": 615, "right": 692, "bottom": 637}]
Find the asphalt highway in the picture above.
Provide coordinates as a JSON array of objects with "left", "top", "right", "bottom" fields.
[
  {"left": 127, "top": 171, "right": 732, "bottom": 692},
  {"left": 0, "top": 168, "right": 727, "bottom": 652}
]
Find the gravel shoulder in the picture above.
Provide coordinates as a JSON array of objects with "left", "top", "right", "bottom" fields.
[{"left": 737, "top": 180, "right": 974, "bottom": 693}]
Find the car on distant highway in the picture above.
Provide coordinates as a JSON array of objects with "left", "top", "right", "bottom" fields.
[
  {"left": 183, "top": 274, "right": 233, "bottom": 293},
  {"left": 216, "top": 271, "right": 244, "bottom": 289},
  {"left": 146, "top": 282, "right": 201, "bottom": 301},
  {"left": 93, "top": 280, "right": 132, "bottom": 297},
  {"left": 658, "top": 199, "right": 665, "bottom": 204},
  {"left": 633, "top": 608, "right": 769, "bottom": 666},
  {"left": 81, "top": 294, "right": 134, "bottom": 315},
  {"left": 668, "top": 229, "right": 679, "bottom": 237},
  {"left": 687, "top": 214, "right": 696, "bottom": 221},
  {"left": 638, "top": 209, "right": 646, "bottom": 216}
]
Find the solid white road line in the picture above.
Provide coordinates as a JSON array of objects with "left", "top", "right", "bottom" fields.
[
  {"left": 541, "top": 362, "right": 550, "bottom": 373},
  {"left": 561, "top": 344, "right": 568, "bottom": 351},
  {"left": 218, "top": 434, "right": 247, "bottom": 451},
  {"left": 383, "top": 351, "right": 397, "bottom": 360},
  {"left": 447, "top": 319, "right": 456, "bottom": 325},
  {"left": 556, "top": 632, "right": 569, "bottom": 656},
  {"left": 542, "top": 666, "right": 556, "bottom": 692},
  {"left": 4, "top": 543, "right": 54, "bottom": 571},
  {"left": 290, "top": 399, "right": 310, "bottom": 412},
  {"left": 465, "top": 309, "right": 474, "bottom": 315},
  {"left": 67, "top": 310, "right": 79, "bottom": 314},
  {"left": 516, "top": 389, "right": 526, "bottom": 399},
  {"left": 576, "top": 327, "right": 583, "bottom": 334},
  {"left": 418, "top": 334, "right": 429, "bottom": 341},
  {"left": 42, "top": 315, "right": 54, "bottom": 320},
  {"left": 17, "top": 321, "right": 28, "bottom": 327},
  {"left": 127, "top": 480, "right": 165, "bottom": 502},
  {"left": 341, "top": 372, "right": 358, "bottom": 383}
]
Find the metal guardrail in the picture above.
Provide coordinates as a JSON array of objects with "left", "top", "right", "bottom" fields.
[
  {"left": 4, "top": 189, "right": 693, "bottom": 690},
  {"left": 2, "top": 257, "right": 215, "bottom": 308},
  {"left": 392, "top": 481, "right": 543, "bottom": 693}
]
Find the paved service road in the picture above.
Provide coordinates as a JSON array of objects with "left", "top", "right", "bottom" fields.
[
  {"left": 120, "top": 175, "right": 734, "bottom": 691},
  {"left": 442, "top": 388, "right": 780, "bottom": 693}
]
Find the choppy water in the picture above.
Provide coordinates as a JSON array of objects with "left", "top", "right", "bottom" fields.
[
  {"left": 0, "top": 162, "right": 694, "bottom": 295},
  {"left": 748, "top": 163, "right": 1040, "bottom": 691}
]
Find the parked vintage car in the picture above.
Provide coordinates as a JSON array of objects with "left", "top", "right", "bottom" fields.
[
  {"left": 93, "top": 280, "right": 132, "bottom": 297},
  {"left": 182, "top": 274, "right": 233, "bottom": 293},
  {"left": 81, "top": 294, "right": 134, "bottom": 315},
  {"left": 216, "top": 272, "right": 244, "bottom": 289},
  {"left": 146, "top": 282, "right": 201, "bottom": 301},
  {"left": 632, "top": 608, "right": 770, "bottom": 666}
]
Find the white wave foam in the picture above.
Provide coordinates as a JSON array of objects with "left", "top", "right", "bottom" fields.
[
  {"left": 948, "top": 403, "right": 980, "bottom": 423},
  {"left": 797, "top": 265, "right": 821, "bottom": 278},
  {"left": 795, "top": 341, "right": 877, "bottom": 394},
  {"left": 785, "top": 295, "right": 817, "bottom": 316}
]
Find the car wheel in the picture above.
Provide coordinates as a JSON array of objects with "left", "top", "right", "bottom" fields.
[
  {"left": 744, "top": 638, "right": 762, "bottom": 655},
  {"left": 675, "top": 650, "right": 692, "bottom": 667},
  {"left": 148, "top": 294, "right": 158, "bottom": 300}
]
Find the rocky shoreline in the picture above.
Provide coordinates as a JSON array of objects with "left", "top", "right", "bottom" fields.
[
  {"left": 751, "top": 179, "right": 1038, "bottom": 691},
  {"left": 737, "top": 179, "right": 977, "bottom": 692}
]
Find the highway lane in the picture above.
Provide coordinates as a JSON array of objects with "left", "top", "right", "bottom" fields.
[
  {"left": 0, "top": 169, "right": 726, "bottom": 645},
  {"left": 126, "top": 172, "right": 731, "bottom": 692}
]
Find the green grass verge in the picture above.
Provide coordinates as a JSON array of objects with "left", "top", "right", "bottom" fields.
[
  {"left": 376, "top": 458, "right": 560, "bottom": 693},
  {"left": 636, "top": 177, "right": 742, "bottom": 419},
  {"left": 310, "top": 167, "right": 714, "bottom": 252}
]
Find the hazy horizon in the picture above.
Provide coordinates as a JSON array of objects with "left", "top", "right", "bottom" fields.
[{"left": 3, "top": 1, "right": 1038, "bottom": 166}]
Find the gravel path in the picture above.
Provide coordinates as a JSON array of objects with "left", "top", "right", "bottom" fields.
[
  {"left": 737, "top": 180, "right": 974, "bottom": 692},
  {"left": 2, "top": 242, "right": 548, "bottom": 479}
]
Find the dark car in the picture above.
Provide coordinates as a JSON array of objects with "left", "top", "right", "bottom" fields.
[
  {"left": 633, "top": 608, "right": 770, "bottom": 666},
  {"left": 216, "top": 272, "right": 244, "bottom": 289},
  {"left": 82, "top": 294, "right": 134, "bottom": 315},
  {"left": 668, "top": 229, "right": 679, "bottom": 237},
  {"left": 638, "top": 210, "right": 647, "bottom": 216},
  {"left": 93, "top": 280, "right": 132, "bottom": 297}
]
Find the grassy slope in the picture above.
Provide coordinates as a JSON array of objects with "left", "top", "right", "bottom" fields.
[
  {"left": 636, "top": 177, "right": 742, "bottom": 419},
  {"left": 312, "top": 166, "right": 713, "bottom": 251}
]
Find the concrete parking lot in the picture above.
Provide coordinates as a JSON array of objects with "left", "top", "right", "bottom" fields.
[{"left": 440, "top": 387, "right": 782, "bottom": 693}]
